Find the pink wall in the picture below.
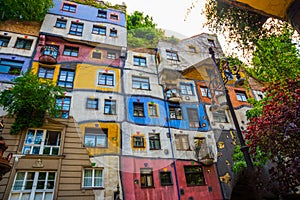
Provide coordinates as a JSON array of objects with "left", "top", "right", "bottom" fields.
[
  {"left": 34, "top": 36, "right": 123, "bottom": 67},
  {"left": 121, "top": 157, "right": 222, "bottom": 200}
]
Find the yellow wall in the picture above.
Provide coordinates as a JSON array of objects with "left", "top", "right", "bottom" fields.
[
  {"left": 237, "top": 0, "right": 294, "bottom": 19},
  {"left": 80, "top": 122, "right": 120, "bottom": 156},
  {"left": 74, "top": 64, "right": 121, "bottom": 92}
]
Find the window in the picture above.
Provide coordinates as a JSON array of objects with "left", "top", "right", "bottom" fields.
[
  {"left": 56, "top": 97, "right": 71, "bottom": 118},
  {"left": 133, "top": 102, "right": 144, "bottom": 117},
  {"left": 187, "top": 108, "right": 200, "bottom": 128},
  {"left": 22, "top": 129, "right": 60, "bottom": 155},
  {"left": 0, "top": 59, "right": 23, "bottom": 75},
  {"left": 236, "top": 91, "right": 247, "bottom": 102},
  {"left": 180, "top": 83, "right": 193, "bottom": 95},
  {"left": 134, "top": 56, "right": 147, "bottom": 66},
  {"left": 14, "top": 38, "right": 33, "bottom": 50},
  {"left": 0, "top": 36, "right": 10, "bottom": 47},
  {"left": 92, "top": 51, "right": 102, "bottom": 59},
  {"left": 63, "top": 46, "right": 79, "bottom": 57},
  {"left": 107, "top": 52, "right": 116, "bottom": 59},
  {"left": 189, "top": 46, "right": 196, "bottom": 53},
  {"left": 55, "top": 19, "right": 67, "bottom": 28},
  {"left": 110, "top": 14, "right": 119, "bottom": 20},
  {"left": 83, "top": 169, "right": 103, "bottom": 188},
  {"left": 84, "top": 128, "right": 108, "bottom": 147},
  {"left": 200, "top": 87, "right": 211, "bottom": 98},
  {"left": 41, "top": 45, "right": 59, "bottom": 58},
  {"left": 149, "top": 133, "right": 161, "bottom": 150},
  {"left": 212, "top": 110, "right": 228, "bottom": 123},
  {"left": 160, "top": 172, "right": 172, "bottom": 186},
  {"left": 104, "top": 99, "right": 116, "bottom": 115},
  {"left": 148, "top": 103, "right": 158, "bottom": 117},
  {"left": 133, "top": 135, "right": 145, "bottom": 148},
  {"left": 208, "top": 39, "right": 215, "bottom": 47},
  {"left": 92, "top": 25, "right": 106, "bottom": 35},
  {"left": 165, "top": 84, "right": 179, "bottom": 99},
  {"left": 110, "top": 29, "right": 117, "bottom": 37},
  {"left": 38, "top": 66, "right": 54, "bottom": 79},
  {"left": 166, "top": 50, "right": 179, "bottom": 61},
  {"left": 86, "top": 98, "right": 98, "bottom": 110},
  {"left": 69, "top": 22, "right": 83, "bottom": 36},
  {"left": 169, "top": 105, "right": 182, "bottom": 120},
  {"left": 98, "top": 10, "right": 107, "bottom": 18},
  {"left": 57, "top": 69, "right": 75, "bottom": 89},
  {"left": 132, "top": 76, "right": 150, "bottom": 90},
  {"left": 10, "top": 171, "right": 56, "bottom": 200},
  {"left": 62, "top": 3, "right": 76, "bottom": 12},
  {"left": 184, "top": 166, "right": 205, "bottom": 186},
  {"left": 98, "top": 73, "right": 114, "bottom": 86},
  {"left": 140, "top": 168, "right": 153, "bottom": 188},
  {"left": 175, "top": 134, "right": 189, "bottom": 150},
  {"left": 194, "top": 137, "right": 208, "bottom": 159}
]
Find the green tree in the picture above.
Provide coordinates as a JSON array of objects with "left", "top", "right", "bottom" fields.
[
  {"left": 0, "top": 0, "right": 53, "bottom": 21},
  {"left": 0, "top": 71, "right": 64, "bottom": 134},
  {"left": 127, "top": 11, "right": 179, "bottom": 48}
]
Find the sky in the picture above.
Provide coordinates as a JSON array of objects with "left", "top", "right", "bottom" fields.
[{"left": 108, "top": 0, "right": 211, "bottom": 39}]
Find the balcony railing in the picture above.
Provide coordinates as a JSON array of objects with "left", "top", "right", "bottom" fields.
[{"left": 39, "top": 46, "right": 59, "bottom": 64}]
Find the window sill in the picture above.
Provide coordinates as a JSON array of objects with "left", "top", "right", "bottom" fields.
[
  {"left": 104, "top": 113, "right": 117, "bottom": 115},
  {"left": 82, "top": 187, "right": 104, "bottom": 190},
  {"left": 149, "top": 148, "right": 161, "bottom": 150},
  {"left": 141, "top": 186, "right": 155, "bottom": 189}
]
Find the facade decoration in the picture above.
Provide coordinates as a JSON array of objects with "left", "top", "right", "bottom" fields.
[{"left": 0, "top": 0, "right": 266, "bottom": 199}]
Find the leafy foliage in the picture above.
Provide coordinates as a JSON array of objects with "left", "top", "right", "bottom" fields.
[
  {"left": 0, "top": 0, "right": 53, "bottom": 21},
  {"left": 245, "top": 78, "right": 300, "bottom": 194},
  {"left": 250, "top": 30, "right": 300, "bottom": 83},
  {"left": 127, "top": 11, "right": 179, "bottom": 48},
  {"left": 203, "top": 0, "right": 292, "bottom": 52},
  {"left": 0, "top": 71, "right": 64, "bottom": 134}
]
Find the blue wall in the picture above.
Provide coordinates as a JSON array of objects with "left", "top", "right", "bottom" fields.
[
  {"left": 50, "top": 0, "right": 126, "bottom": 27},
  {"left": 167, "top": 102, "right": 209, "bottom": 131},
  {"left": 0, "top": 54, "right": 31, "bottom": 82},
  {"left": 127, "top": 96, "right": 210, "bottom": 131}
]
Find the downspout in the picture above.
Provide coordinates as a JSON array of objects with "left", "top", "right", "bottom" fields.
[{"left": 154, "top": 48, "right": 181, "bottom": 200}]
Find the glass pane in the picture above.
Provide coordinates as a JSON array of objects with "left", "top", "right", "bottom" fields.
[
  {"left": 9, "top": 193, "right": 20, "bottom": 200},
  {"left": 52, "top": 147, "right": 59, "bottom": 155},
  {"left": 22, "top": 146, "right": 31, "bottom": 154},
  {"left": 32, "top": 146, "right": 40, "bottom": 154},
  {"left": 20, "top": 193, "right": 30, "bottom": 200},
  {"left": 85, "top": 135, "right": 95, "bottom": 146},
  {"left": 94, "top": 177, "right": 102, "bottom": 187},
  {"left": 47, "top": 180, "right": 55, "bottom": 189},
  {"left": 25, "top": 172, "right": 35, "bottom": 189},
  {"left": 34, "top": 193, "right": 43, "bottom": 200},
  {"left": 44, "top": 193, "right": 53, "bottom": 200},
  {"left": 35, "top": 130, "right": 43, "bottom": 144},
  {"left": 96, "top": 135, "right": 106, "bottom": 147},
  {"left": 48, "top": 172, "right": 56, "bottom": 180},
  {"left": 25, "top": 130, "right": 34, "bottom": 144},
  {"left": 43, "top": 147, "right": 50, "bottom": 155}
]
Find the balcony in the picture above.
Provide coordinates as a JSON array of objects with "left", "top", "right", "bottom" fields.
[
  {"left": 165, "top": 88, "right": 182, "bottom": 103},
  {"left": 39, "top": 46, "right": 59, "bottom": 64}
]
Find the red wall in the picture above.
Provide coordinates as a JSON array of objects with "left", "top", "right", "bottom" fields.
[
  {"left": 34, "top": 36, "right": 122, "bottom": 67},
  {"left": 121, "top": 157, "right": 222, "bottom": 200}
]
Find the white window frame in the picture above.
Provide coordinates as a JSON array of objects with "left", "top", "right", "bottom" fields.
[
  {"left": 22, "top": 129, "right": 60, "bottom": 155},
  {"left": 9, "top": 171, "right": 56, "bottom": 200},
  {"left": 83, "top": 168, "right": 104, "bottom": 188}
]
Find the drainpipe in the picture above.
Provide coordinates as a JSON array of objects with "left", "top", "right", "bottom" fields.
[{"left": 154, "top": 48, "right": 181, "bottom": 200}]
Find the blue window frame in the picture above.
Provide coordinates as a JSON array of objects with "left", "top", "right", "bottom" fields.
[
  {"left": 62, "top": 3, "right": 76, "bottom": 12},
  {"left": 98, "top": 73, "right": 114, "bottom": 86},
  {"left": 133, "top": 56, "right": 147, "bottom": 66},
  {"left": 63, "top": 46, "right": 79, "bottom": 57},
  {"left": 41, "top": 45, "right": 59, "bottom": 58},
  {"left": 56, "top": 97, "right": 71, "bottom": 118},
  {"left": 0, "top": 59, "right": 23, "bottom": 75},
  {"left": 55, "top": 19, "right": 67, "bottom": 28},
  {"left": 180, "top": 83, "right": 193, "bottom": 95},
  {"left": 86, "top": 98, "right": 98, "bottom": 110},
  {"left": 57, "top": 69, "right": 75, "bottom": 89},
  {"left": 38, "top": 66, "right": 54, "bottom": 79},
  {"left": 69, "top": 22, "right": 83, "bottom": 36},
  {"left": 92, "top": 25, "right": 106, "bottom": 35}
]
